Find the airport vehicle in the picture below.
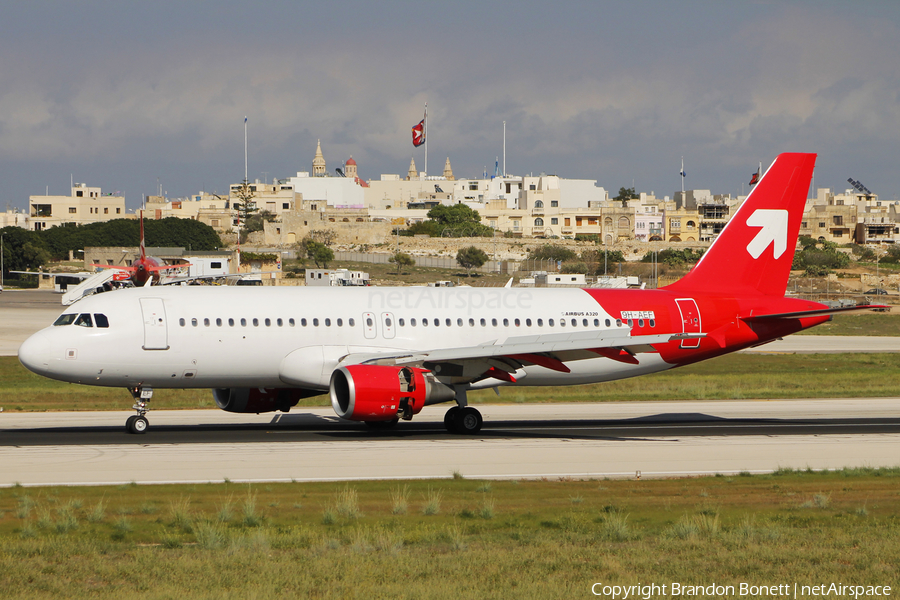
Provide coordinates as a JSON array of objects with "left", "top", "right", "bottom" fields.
[{"left": 18, "top": 153, "right": 878, "bottom": 434}]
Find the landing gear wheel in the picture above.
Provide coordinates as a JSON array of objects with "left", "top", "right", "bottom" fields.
[
  {"left": 127, "top": 415, "right": 149, "bottom": 434},
  {"left": 444, "top": 406, "right": 461, "bottom": 433},
  {"left": 364, "top": 418, "right": 399, "bottom": 430},
  {"left": 132, "top": 415, "right": 149, "bottom": 434},
  {"left": 453, "top": 407, "right": 483, "bottom": 434}
]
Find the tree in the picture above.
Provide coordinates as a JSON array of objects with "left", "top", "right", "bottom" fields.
[
  {"left": 0, "top": 227, "right": 50, "bottom": 274},
  {"left": 456, "top": 246, "right": 488, "bottom": 277},
  {"left": 233, "top": 180, "right": 259, "bottom": 243},
  {"left": 527, "top": 244, "right": 577, "bottom": 263},
  {"left": 304, "top": 239, "right": 334, "bottom": 268},
  {"left": 614, "top": 186, "right": 638, "bottom": 207},
  {"left": 791, "top": 239, "right": 849, "bottom": 275},
  {"left": 243, "top": 210, "right": 276, "bottom": 236},
  {"left": 38, "top": 218, "right": 222, "bottom": 260},
  {"left": 388, "top": 251, "right": 416, "bottom": 275},
  {"left": 406, "top": 203, "right": 493, "bottom": 238}
]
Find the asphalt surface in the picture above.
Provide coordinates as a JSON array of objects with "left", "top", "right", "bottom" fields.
[
  {"left": 1, "top": 401, "right": 898, "bottom": 485},
  {"left": 3, "top": 409, "right": 900, "bottom": 447}
]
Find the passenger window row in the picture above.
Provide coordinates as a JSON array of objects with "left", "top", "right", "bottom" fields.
[{"left": 176, "top": 316, "right": 657, "bottom": 330}]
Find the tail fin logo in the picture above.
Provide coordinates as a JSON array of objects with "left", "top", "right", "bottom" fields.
[{"left": 746, "top": 209, "right": 788, "bottom": 259}]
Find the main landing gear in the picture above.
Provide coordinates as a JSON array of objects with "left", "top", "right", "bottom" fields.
[
  {"left": 443, "top": 387, "right": 483, "bottom": 434},
  {"left": 126, "top": 386, "right": 152, "bottom": 434}
]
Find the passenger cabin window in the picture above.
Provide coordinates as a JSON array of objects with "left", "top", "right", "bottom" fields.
[
  {"left": 216, "top": 318, "right": 223, "bottom": 327},
  {"left": 74, "top": 314, "right": 93, "bottom": 327},
  {"left": 349, "top": 318, "right": 355, "bottom": 327},
  {"left": 179, "top": 318, "right": 185, "bottom": 327}
]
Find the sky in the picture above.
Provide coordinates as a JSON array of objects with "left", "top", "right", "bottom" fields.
[{"left": 2, "top": 0, "right": 899, "bottom": 211}]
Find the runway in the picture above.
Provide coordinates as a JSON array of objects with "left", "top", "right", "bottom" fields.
[
  {"left": 1, "top": 400, "right": 898, "bottom": 486},
  {"left": 2, "top": 290, "right": 899, "bottom": 487}
]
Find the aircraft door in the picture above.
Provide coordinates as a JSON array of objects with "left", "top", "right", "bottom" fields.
[
  {"left": 362, "top": 312, "right": 376, "bottom": 339},
  {"left": 675, "top": 298, "right": 701, "bottom": 349},
  {"left": 381, "top": 312, "right": 396, "bottom": 339},
  {"left": 140, "top": 297, "right": 169, "bottom": 350}
]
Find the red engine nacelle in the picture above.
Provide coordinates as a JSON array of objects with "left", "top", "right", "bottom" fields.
[
  {"left": 329, "top": 365, "right": 455, "bottom": 422},
  {"left": 213, "top": 387, "right": 322, "bottom": 414}
]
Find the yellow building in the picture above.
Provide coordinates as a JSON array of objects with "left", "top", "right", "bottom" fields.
[{"left": 29, "top": 184, "right": 127, "bottom": 231}]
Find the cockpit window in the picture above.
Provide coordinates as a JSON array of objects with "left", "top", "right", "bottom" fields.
[
  {"left": 74, "top": 313, "right": 93, "bottom": 328},
  {"left": 94, "top": 314, "right": 109, "bottom": 328},
  {"left": 53, "top": 314, "right": 77, "bottom": 326}
]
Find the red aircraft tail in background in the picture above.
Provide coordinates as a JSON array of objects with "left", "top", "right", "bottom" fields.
[{"left": 93, "top": 210, "right": 183, "bottom": 286}]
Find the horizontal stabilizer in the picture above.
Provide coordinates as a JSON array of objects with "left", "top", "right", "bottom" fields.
[{"left": 742, "top": 304, "right": 890, "bottom": 322}]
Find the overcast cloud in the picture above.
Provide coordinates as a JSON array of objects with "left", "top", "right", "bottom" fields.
[{"left": 1, "top": 0, "right": 898, "bottom": 210}]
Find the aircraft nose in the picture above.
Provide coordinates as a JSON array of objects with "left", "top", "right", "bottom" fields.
[{"left": 18, "top": 332, "right": 51, "bottom": 374}]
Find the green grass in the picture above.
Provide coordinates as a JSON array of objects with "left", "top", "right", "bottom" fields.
[
  {"left": 5, "top": 352, "right": 900, "bottom": 411},
  {"left": 0, "top": 470, "right": 898, "bottom": 598}
]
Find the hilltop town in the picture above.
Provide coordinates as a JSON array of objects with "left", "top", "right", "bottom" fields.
[{"left": 2, "top": 143, "right": 897, "bottom": 281}]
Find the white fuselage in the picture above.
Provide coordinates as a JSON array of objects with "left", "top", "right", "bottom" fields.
[{"left": 18, "top": 285, "right": 675, "bottom": 392}]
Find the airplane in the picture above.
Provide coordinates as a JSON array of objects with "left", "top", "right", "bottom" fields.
[
  {"left": 17, "top": 153, "right": 883, "bottom": 435},
  {"left": 92, "top": 211, "right": 184, "bottom": 286}
]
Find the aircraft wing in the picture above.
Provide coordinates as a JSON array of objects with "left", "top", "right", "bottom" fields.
[{"left": 339, "top": 329, "right": 701, "bottom": 383}]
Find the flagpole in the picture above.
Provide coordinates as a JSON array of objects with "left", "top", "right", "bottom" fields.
[
  {"left": 503, "top": 120, "right": 506, "bottom": 177},
  {"left": 424, "top": 103, "right": 427, "bottom": 178},
  {"left": 681, "top": 156, "right": 684, "bottom": 193}
]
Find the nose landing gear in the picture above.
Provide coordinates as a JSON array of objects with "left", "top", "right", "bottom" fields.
[{"left": 126, "top": 386, "right": 153, "bottom": 434}]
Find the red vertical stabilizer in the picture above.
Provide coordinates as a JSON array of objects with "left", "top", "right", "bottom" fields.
[{"left": 664, "top": 152, "right": 816, "bottom": 297}]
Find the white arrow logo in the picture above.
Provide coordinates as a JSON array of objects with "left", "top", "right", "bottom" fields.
[{"left": 745, "top": 209, "right": 788, "bottom": 259}]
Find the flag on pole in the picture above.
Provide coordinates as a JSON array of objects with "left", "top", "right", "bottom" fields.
[
  {"left": 749, "top": 162, "right": 761, "bottom": 185},
  {"left": 412, "top": 116, "right": 425, "bottom": 147}
]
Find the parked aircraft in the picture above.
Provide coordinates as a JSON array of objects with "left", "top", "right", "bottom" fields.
[
  {"left": 92, "top": 211, "right": 183, "bottom": 286},
  {"left": 18, "top": 153, "right": 879, "bottom": 434}
]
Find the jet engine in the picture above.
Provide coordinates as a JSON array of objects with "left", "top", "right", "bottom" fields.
[
  {"left": 213, "top": 387, "right": 322, "bottom": 414},
  {"left": 329, "top": 365, "right": 455, "bottom": 422}
]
